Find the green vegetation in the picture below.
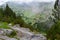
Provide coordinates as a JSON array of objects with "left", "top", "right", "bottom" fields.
[
  {"left": 47, "top": 21, "right": 60, "bottom": 40},
  {"left": 33, "top": 21, "right": 49, "bottom": 33},
  {"left": 0, "top": 0, "right": 60, "bottom": 40},
  {"left": 0, "top": 22, "right": 10, "bottom": 29},
  {"left": 0, "top": 3, "right": 50, "bottom": 33},
  {"left": 0, "top": 4, "right": 34, "bottom": 31},
  {"left": 47, "top": 0, "right": 60, "bottom": 40},
  {"left": 7, "top": 30, "right": 17, "bottom": 38}
]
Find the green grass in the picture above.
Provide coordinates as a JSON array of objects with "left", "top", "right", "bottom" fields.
[{"left": 0, "top": 22, "right": 10, "bottom": 29}]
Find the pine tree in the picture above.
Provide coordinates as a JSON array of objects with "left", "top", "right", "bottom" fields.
[
  {"left": 47, "top": 0, "right": 60, "bottom": 40},
  {"left": 52, "top": 0, "right": 60, "bottom": 23},
  {"left": 3, "top": 4, "right": 16, "bottom": 22},
  {"left": 54, "top": 0, "right": 59, "bottom": 9},
  {"left": 4, "top": 4, "right": 16, "bottom": 18},
  {"left": 0, "top": 8, "right": 4, "bottom": 21}
]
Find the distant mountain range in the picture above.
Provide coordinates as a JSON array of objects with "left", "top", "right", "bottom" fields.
[{"left": 0, "top": 1, "right": 55, "bottom": 22}]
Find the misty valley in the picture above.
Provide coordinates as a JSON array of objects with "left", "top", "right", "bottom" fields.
[{"left": 0, "top": 0, "right": 60, "bottom": 40}]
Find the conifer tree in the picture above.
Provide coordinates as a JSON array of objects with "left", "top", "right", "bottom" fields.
[
  {"left": 0, "top": 8, "right": 3, "bottom": 20},
  {"left": 52, "top": 0, "right": 60, "bottom": 23},
  {"left": 4, "top": 4, "right": 16, "bottom": 18},
  {"left": 3, "top": 4, "right": 16, "bottom": 22},
  {"left": 47, "top": 0, "right": 60, "bottom": 40}
]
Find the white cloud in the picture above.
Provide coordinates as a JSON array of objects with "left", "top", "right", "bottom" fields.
[
  {"left": 34, "top": 0, "right": 56, "bottom": 2},
  {"left": 0, "top": 0, "right": 8, "bottom": 5},
  {"left": 0, "top": 0, "right": 56, "bottom": 5},
  {"left": 9, "top": 0, "right": 56, "bottom": 2},
  {"left": 9, "top": 0, "right": 33, "bottom": 3}
]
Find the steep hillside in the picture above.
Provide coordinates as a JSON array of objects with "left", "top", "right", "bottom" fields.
[{"left": 0, "top": 1, "right": 55, "bottom": 23}]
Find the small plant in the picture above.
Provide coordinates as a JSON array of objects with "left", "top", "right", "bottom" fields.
[{"left": 6, "top": 30, "right": 17, "bottom": 38}]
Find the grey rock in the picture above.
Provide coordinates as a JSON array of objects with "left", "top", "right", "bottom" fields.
[
  {"left": 3, "top": 29, "right": 13, "bottom": 35},
  {"left": 0, "top": 29, "right": 4, "bottom": 35},
  {"left": 0, "top": 35, "right": 17, "bottom": 40},
  {"left": 10, "top": 25, "right": 47, "bottom": 40}
]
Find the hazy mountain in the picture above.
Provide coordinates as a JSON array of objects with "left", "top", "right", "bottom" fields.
[
  {"left": 0, "top": 1, "right": 55, "bottom": 23},
  {"left": 0, "top": 1, "right": 54, "bottom": 16}
]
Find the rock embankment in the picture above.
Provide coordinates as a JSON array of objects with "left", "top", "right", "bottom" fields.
[
  {"left": 10, "top": 24, "right": 47, "bottom": 40},
  {"left": 0, "top": 24, "right": 47, "bottom": 40}
]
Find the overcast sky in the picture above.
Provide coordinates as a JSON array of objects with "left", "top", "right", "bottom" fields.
[{"left": 0, "top": 0, "right": 56, "bottom": 5}]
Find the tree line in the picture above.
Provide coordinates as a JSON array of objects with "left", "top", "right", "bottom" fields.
[{"left": 0, "top": 4, "right": 34, "bottom": 31}]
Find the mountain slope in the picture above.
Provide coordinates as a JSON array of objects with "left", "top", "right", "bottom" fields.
[{"left": 0, "top": 1, "right": 55, "bottom": 23}]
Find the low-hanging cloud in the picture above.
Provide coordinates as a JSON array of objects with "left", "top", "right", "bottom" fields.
[{"left": 0, "top": 0, "right": 56, "bottom": 5}]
